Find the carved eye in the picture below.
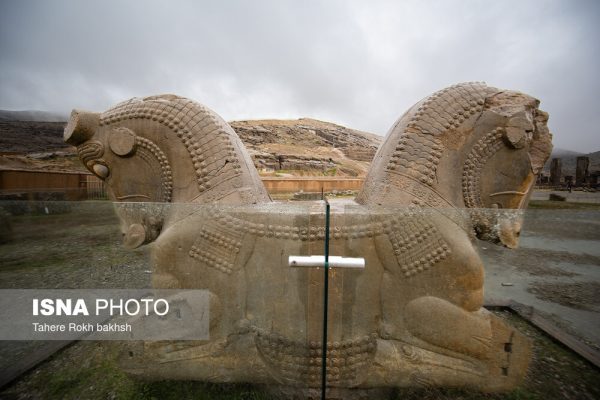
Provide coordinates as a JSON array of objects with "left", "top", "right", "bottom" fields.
[{"left": 92, "top": 163, "right": 109, "bottom": 179}]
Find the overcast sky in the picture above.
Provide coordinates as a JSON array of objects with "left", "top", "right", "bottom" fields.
[{"left": 1, "top": 0, "right": 598, "bottom": 152}]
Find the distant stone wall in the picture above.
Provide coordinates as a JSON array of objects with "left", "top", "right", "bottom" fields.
[
  {"left": 341, "top": 146, "right": 377, "bottom": 162},
  {"left": 0, "top": 169, "right": 105, "bottom": 200},
  {"left": 252, "top": 153, "right": 334, "bottom": 172},
  {"left": 260, "top": 177, "right": 364, "bottom": 193},
  {"left": 550, "top": 158, "right": 561, "bottom": 185},
  {"left": 576, "top": 156, "right": 590, "bottom": 185}
]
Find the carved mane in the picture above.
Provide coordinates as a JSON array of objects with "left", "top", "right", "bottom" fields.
[
  {"left": 356, "top": 82, "right": 553, "bottom": 244},
  {"left": 65, "top": 94, "right": 270, "bottom": 205}
]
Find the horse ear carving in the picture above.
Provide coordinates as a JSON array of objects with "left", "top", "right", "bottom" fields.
[{"left": 530, "top": 110, "right": 553, "bottom": 174}]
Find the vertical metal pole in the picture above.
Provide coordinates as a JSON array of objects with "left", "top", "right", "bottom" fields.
[{"left": 321, "top": 199, "right": 330, "bottom": 400}]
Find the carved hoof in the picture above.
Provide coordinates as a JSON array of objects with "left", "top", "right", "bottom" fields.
[{"left": 481, "top": 313, "right": 532, "bottom": 391}]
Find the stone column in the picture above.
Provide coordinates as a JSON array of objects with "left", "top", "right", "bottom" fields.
[
  {"left": 576, "top": 156, "right": 589, "bottom": 185},
  {"left": 550, "top": 158, "right": 561, "bottom": 186},
  {"left": 550, "top": 158, "right": 562, "bottom": 186}
]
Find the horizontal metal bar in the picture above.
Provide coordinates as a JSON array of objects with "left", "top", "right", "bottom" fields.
[{"left": 288, "top": 255, "right": 365, "bottom": 269}]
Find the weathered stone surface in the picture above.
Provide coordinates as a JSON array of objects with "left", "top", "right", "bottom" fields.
[
  {"left": 550, "top": 158, "right": 562, "bottom": 186},
  {"left": 230, "top": 118, "right": 381, "bottom": 176},
  {"left": 66, "top": 83, "right": 553, "bottom": 393},
  {"left": 576, "top": 156, "right": 590, "bottom": 185}
]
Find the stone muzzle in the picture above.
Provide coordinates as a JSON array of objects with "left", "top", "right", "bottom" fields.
[{"left": 64, "top": 109, "right": 100, "bottom": 146}]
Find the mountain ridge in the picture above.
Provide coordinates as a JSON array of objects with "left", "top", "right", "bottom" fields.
[
  {"left": 0, "top": 110, "right": 68, "bottom": 123},
  {"left": 0, "top": 113, "right": 381, "bottom": 176},
  {"left": 1, "top": 110, "right": 597, "bottom": 177}
]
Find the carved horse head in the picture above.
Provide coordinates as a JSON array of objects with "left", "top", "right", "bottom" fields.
[
  {"left": 64, "top": 95, "right": 270, "bottom": 247},
  {"left": 356, "top": 82, "right": 553, "bottom": 247},
  {"left": 66, "top": 84, "right": 552, "bottom": 250}
]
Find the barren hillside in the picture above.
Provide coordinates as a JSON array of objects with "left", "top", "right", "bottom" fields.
[
  {"left": 0, "top": 120, "right": 70, "bottom": 153},
  {"left": 0, "top": 115, "right": 382, "bottom": 176},
  {"left": 231, "top": 118, "right": 381, "bottom": 176}
]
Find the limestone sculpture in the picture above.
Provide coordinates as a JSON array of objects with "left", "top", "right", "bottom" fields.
[{"left": 64, "top": 83, "right": 552, "bottom": 394}]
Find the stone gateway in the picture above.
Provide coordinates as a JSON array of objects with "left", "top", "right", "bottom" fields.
[{"left": 65, "top": 82, "right": 552, "bottom": 394}]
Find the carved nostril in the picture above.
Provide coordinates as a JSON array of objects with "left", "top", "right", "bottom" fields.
[
  {"left": 123, "top": 223, "right": 147, "bottom": 249},
  {"left": 92, "top": 163, "right": 109, "bottom": 179}
]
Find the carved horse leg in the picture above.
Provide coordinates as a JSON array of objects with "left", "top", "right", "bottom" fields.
[{"left": 404, "top": 296, "right": 492, "bottom": 359}]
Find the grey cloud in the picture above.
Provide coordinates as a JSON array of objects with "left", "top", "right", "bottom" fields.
[{"left": 0, "top": 0, "right": 598, "bottom": 152}]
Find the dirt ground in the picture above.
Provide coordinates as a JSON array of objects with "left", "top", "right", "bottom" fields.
[
  {"left": 0, "top": 200, "right": 599, "bottom": 399},
  {"left": 481, "top": 202, "right": 600, "bottom": 354},
  {"left": 527, "top": 282, "right": 600, "bottom": 311},
  {"left": 1, "top": 310, "right": 598, "bottom": 400},
  {"left": 0, "top": 201, "right": 151, "bottom": 289}
]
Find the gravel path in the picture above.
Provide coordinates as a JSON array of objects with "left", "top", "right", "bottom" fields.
[{"left": 482, "top": 208, "right": 600, "bottom": 351}]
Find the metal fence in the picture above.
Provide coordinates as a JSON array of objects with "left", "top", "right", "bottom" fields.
[{"left": 84, "top": 174, "right": 107, "bottom": 200}]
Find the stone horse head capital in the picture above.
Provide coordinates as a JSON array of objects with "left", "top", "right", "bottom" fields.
[{"left": 66, "top": 83, "right": 552, "bottom": 395}]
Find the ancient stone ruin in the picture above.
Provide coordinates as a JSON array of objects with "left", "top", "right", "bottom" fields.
[
  {"left": 65, "top": 82, "right": 552, "bottom": 394},
  {"left": 576, "top": 156, "right": 590, "bottom": 185},
  {"left": 550, "top": 157, "right": 562, "bottom": 186}
]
